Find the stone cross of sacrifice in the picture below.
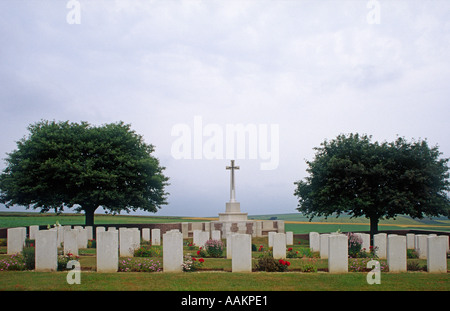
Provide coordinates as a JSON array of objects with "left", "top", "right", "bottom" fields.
[{"left": 226, "top": 160, "right": 239, "bottom": 203}]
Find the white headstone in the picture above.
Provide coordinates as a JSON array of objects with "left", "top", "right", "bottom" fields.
[
  {"left": 427, "top": 236, "right": 447, "bottom": 273},
  {"left": 119, "top": 228, "right": 135, "bottom": 257},
  {"left": 328, "top": 234, "right": 348, "bottom": 273},
  {"left": 142, "top": 228, "right": 150, "bottom": 241},
  {"left": 29, "top": 225, "right": 39, "bottom": 240},
  {"left": 320, "top": 234, "right": 330, "bottom": 259},
  {"left": 163, "top": 230, "right": 183, "bottom": 272},
  {"left": 268, "top": 231, "right": 276, "bottom": 248},
  {"left": 226, "top": 233, "right": 236, "bottom": 259},
  {"left": 231, "top": 234, "right": 252, "bottom": 273},
  {"left": 273, "top": 233, "right": 286, "bottom": 259},
  {"left": 181, "top": 223, "right": 189, "bottom": 239},
  {"left": 309, "top": 232, "right": 320, "bottom": 252},
  {"left": 193, "top": 230, "right": 209, "bottom": 248},
  {"left": 373, "top": 233, "right": 387, "bottom": 259},
  {"left": 7, "top": 227, "right": 26, "bottom": 255},
  {"left": 85, "top": 226, "right": 93, "bottom": 241},
  {"left": 35, "top": 230, "right": 58, "bottom": 272},
  {"left": 286, "top": 231, "right": 294, "bottom": 245},
  {"left": 406, "top": 233, "right": 415, "bottom": 249},
  {"left": 77, "top": 228, "right": 88, "bottom": 249},
  {"left": 97, "top": 230, "right": 119, "bottom": 273},
  {"left": 415, "top": 235, "right": 428, "bottom": 259},
  {"left": 211, "top": 230, "right": 221, "bottom": 241},
  {"left": 151, "top": 228, "right": 161, "bottom": 246},
  {"left": 63, "top": 229, "right": 79, "bottom": 256},
  {"left": 355, "top": 233, "right": 370, "bottom": 252},
  {"left": 387, "top": 235, "right": 407, "bottom": 272}
]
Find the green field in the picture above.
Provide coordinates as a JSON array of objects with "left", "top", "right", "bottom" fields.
[{"left": 1, "top": 211, "right": 449, "bottom": 234}]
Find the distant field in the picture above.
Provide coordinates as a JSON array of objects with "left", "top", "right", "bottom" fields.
[
  {"left": 0, "top": 211, "right": 449, "bottom": 234},
  {"left": 249, "top": 213, "right": 450, "bottom": 234}
]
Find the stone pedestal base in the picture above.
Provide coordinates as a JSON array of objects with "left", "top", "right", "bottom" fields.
[{"left": 218, "top": 202, "right": 248, "bottom": 222}]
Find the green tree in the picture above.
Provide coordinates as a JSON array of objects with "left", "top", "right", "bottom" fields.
[
  {"left": 0, "top": 120, "right": 170, "bottom": 226},
  {"left": 294, "top": 133, "right": 450, "bottom": 238}
]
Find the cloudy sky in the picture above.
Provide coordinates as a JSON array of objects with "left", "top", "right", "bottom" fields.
[{"left": 0, "top": 0, "right": 449, "bottom": 217}]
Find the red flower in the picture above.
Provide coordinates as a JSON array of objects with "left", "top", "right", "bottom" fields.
[
  {"left": 192, "top": 257, "right": 196, "bottom": 261},
  {"left": 286, "top": 261, "right": 291, "bottom": 266},
  {"left": 279, "top": 259, "right": 285, "bottom": 265},
  {"left": 298, "top": 241, "right": 301, "bottom": 244},
  {"left": 198, "top": 258, "right": 204, "bottom": 263},
  {"left": 288, "top": 248, "right": 293, "bottom": 252},
  {"left": 197, "top": 250, "right": 200, "bottom": 255}
]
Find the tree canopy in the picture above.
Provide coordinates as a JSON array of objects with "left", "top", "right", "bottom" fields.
[
  {"left": 0, "top": 120, "right": 170, "bottom": 226},
  {"left": 294, "top": 133, "right": 450, "bottom": 237}
]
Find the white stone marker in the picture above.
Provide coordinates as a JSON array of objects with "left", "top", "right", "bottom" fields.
[
  {"left": 273, "top": 233, "right": 286, "bottom": 259},
  {"left": 29, "top": 225, "right": 39, "bottom": 240},
  {"left": 151, "top": 228, "right": 161, "bottom": 246},
  {"left": 406, "top": 233, "right": 415, "bottom": 249},
  {"left": 163, "top": 230, "right": 183, "bottom": 272},
  {"left": 181, "top": 223, "right": 189, "bottom": 239},
  {"left": 7, "top": 227, "right": 27, "bottom": 255},
  {"left": 77, "top": 228, "right": 88, "bottom": 249},
  {"left": 309, "top": 232, "right": 320, "bottom": 252},
  {"left": 231, "top": 234, "right": 252, "bottom": 273},
  {"left": 96, "top": 226, "right": 105, "bottom": 238},
  {"left": 131, "top": 228, "right": 140, "bottom": 250},
  {"left": 97, "top": 230, "right": 119, "bottom": 273},
  {"left": 373, "top": 233, "right": 387, "bottom": 259},
  {"left": 415, "top": 235, "right": 428, "bottom": 259},
  {"left": 328, "top": 234, "right": 348, "bottom": 273},
  {"left": 85, "top": 226, "right": 93, "bottom": 241},
  {"left": 427, "top": 236, "right": 447, "bottom": 273},
  {"left": 226, "top": 233, "right": 236, "bottom": 259},
  {"left": 286, "top": 231, "right": 294, "bottom": 245},
  {"left": 142, "top": 228, "right": 150, "bottom": 241},
  {"left": 35, "top": 230, "right": 58, "bottom": 272},
  {"left": 63, "top": 229, "right": 79, "bottom": 256},
  {"left": 387, "top": 235, "right": 407, "bottom": 272},
  {"left": 211, "top": 230, "right": 221, "bottom": 241},
  {"left": 355, "top": 233, "right": 370, "bottom": 252},
  {"left": 268, "top": 231, "right": 276, "bottom": 248},
  {"left": 320, "top": 234, "right": 330, "bottom": 259},
  {"left": 119, "top": 228, "right": 135, "bottom": 257}
]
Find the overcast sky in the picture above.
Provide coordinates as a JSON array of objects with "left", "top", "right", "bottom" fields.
[{"left": 0, "top": 0, "right": 449, "bottom": 217}]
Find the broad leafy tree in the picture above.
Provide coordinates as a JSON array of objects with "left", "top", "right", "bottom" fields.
[
  {"left": 294, "top": 133, "right": 450, "bottom": 237},
  {"left": 0, "top": 120, "right": 170, "bottom": 226}
]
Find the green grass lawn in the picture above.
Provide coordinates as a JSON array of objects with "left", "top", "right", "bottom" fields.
[{"left": 0, "top": 270, "right": 448, "bottom": 291}]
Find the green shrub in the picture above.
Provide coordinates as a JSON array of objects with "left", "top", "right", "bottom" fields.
[
  {"left": 119, "top": 258, "right": 162, "bottom": 272},
  {"left": 57, "top": 253, "right": 79, "bottom": 271},
  {"left": 87, "top": 239, "right": 96, "bottom": 248},
  {"left": 181, "top": 255, "right": 204, "bottom": 272},
  {"left": 21, "top": 246, "right": 35, "bottom": 270},
  {"left": 134, "top": 245, "right": 161, "bottom": 257},
  {"left": 407, "top": 249, "right": 419, "bottom": 259},
  {"left": 407, "top": 260, "right": 425, "bottom": 271},
  {"left": 204, "top": 239, "right": 224, "bottom": 258},
  {"left": 254, "top": 252, "right": 290, "bottom": 272},
  {"left": 0, "top": 254, "right": 26, "bottom": 271}
]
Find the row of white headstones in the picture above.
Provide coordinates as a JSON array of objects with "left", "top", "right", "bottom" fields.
[
  {"left": 309, "top": 232, "right": 449, "bottom": 273},
  {"left": 5, "top": 226, "right": 449, "bottom": 273}
]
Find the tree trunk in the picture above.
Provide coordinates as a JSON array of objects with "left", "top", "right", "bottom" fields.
[
  {"left": 369, "top": 216, "right": 379, "bottom": 243},
  {"left": 84, "top": 206, "right": 97, "bottom": 226}
]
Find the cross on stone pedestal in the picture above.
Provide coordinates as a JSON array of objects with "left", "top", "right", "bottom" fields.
[{"left": 226, "top": 160, "right": 239, "bottom": 203}]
